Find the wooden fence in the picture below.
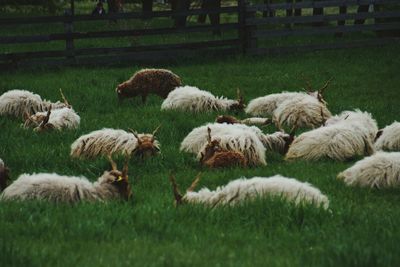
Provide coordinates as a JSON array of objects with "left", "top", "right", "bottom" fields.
[{"left": 0, "top": 0, "right": 399, "bottom": 68}]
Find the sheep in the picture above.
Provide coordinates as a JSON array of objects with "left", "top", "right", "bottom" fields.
[
  {"left": 198, "top": 127, "right": 247, "bottom": 168},
  {"left": 245, "top": 78, "right": 331, "bottom": 117},
  {"left": 285, "top": 110, "right": 378, "bottom": 161},
  {"left": 168, "top": 173, "right": 329, "bottom": 209},
  {"left": 337, "top": 152, "right": 400, "bottom": 188},
  {"left": 0, "top": 155, "right": 131, "bottom": 202},
  {"left": 215, "top": 115, "right": 271, "bottom": 127},
  {"left": 161, "top": 86, "right": 245, "bottom": 113},
  {"left": 272, "top": 96, "right": 332, "bottom": 129},
  {"left": 181, "top": 123, "right": 267, "bottom": 166},
  {"left": 0, "top": 89, "right": 69, "bottom": 118},
  {"left": 181, "top": 123, "right": 295, "bottom": 166},
  {"left": 70, "top": 126, "right": 161, "bottom": 159},
  {"left": 0, "top": 159, "right": 10, "bottom": 192},
  {"left": 23, "top": 106, "right": 80, "bottom": 131},
  {"left": 374, "top": 121, "right": 400, "bottom": 151},
  {"left": 116, "top": 68, "right": 182, "bottom": 103}
]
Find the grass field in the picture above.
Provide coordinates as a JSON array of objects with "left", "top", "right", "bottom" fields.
[{"left": 0, "top": 44, "right": 400, "bottom": 266}]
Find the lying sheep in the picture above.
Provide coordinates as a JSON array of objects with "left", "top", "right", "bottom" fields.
[
  {"left": 374, "top": 122, "right": 400, "bottom": 151},
  {"left": 0, "top": 89, "right": 69, "bottom": 118},
  {"left": 215, "top": 115, "right": 271, "bottom": 126},
  {"left": 0, "top": 159, "right": 10, "bottom": 192},
  {"left": 116, "top": 68, "right": 182, "bottom": 103},
  {"left": 0, "top": 155, "right": 131, "bottom": 202},
  {"left": 245, "top": 78, "right": 331, "bottom": 117},
  {"left": 161, "top": 86, "right": 245, "bottom": 113},
  {"left": 23, "top": 106, "right": 80, "bottom": 131},
  {"left": 70, "top": 126, "right": 160, "bottom": 159},
  {"left": 169, "top": 173, "right": 329, "bottom": 209},
  {"left": 198, "top": 127, "right": 247, "bottom": 168},
  {"left": 273, "top": 96, "right": 332, "bottom": 129},
  {"left": 286, "top": 110, "right": 378, "bottom": 161},
  {"left": 337, "top": 152, "right": 400, "bottom": 188}
]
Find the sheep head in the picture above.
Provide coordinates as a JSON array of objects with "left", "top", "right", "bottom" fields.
[
  {"left": 301, "top": 76, "right": 333, "bottom": 105},
  {"left": 229, "top": 89, "right": 246, "bottom": 112},
  {"left": 0, "top": 160, "right": 10, "bottom": 192},
  {"left": 116, "top": 80, "right": 137, "bottom": 101},
  {"left": 168, "top": 173, "right": 201, "bottom": 206},
  {"left": 215, "top": 115, "right": 240, "bottom": 124},
  {"left": 106, "top": 154, "right": 132, "bottom": 200},
  {"left": 129, "top": 125, "right": 161, "bottom": 158},
  {"left": 34, "top": 108, "right": 55, "bottom": 132}
]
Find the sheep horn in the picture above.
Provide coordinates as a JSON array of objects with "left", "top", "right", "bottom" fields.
[
  {"left": 128, "top": 128, "right": 141, "bottom": 142},
  {"left": 168, "top": 173, "right": 183, "bottom": 205},
  {"left": 107, "top": 154, "right": 118, "bottom": 171},
  {"left": 318, "top": 77, "right": 333, "bottom": 96},
  {"left": 152, "top": 124, "right": 161, "bottom": 136},
  {"left": 187, "top": 172, "right": 201, "bottom": 192},
  {"left": 59, "top": 88, "right": 70, "bottom": 107}
]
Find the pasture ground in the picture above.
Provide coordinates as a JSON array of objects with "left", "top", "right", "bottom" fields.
[{"left": 0, "top": 44, "right": 400, "bottom": 266}]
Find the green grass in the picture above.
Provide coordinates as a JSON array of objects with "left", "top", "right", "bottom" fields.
[{"left": 0, "top": 45, "right": 400, "bottom": 266}]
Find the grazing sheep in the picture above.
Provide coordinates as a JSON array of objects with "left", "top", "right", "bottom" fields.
[
  {"left": 273, "top": 96, "right": 332, "bottom": 129},
  {"left": 161, "top": 86, "right": 245, "bottom": 113},
  {"left": 169, "top": 173, "right": 329, "bottom": 209},
  {"left": 337, "top": 152, "right": 400, "bottom": 188},
  {"left": 70, "top": 126, "right": 161, "bottom": 159},
  {"left": 286, "top": 110, "right": 378, "bottom": 161},
  {"left": 215, "top": 115, "right": 271, "bottom": 126},
  {"left": 245, "top": 78, "right": 331, "bottom": 117},
  {"left": 374, "top": 122, "right": 400, "bottom": 151},
  {"left": 198, "top": 127, "right": 247, "bottom": 168},
  {"left": 116, "top": 68, "right": 182, "bottom": 103},
  {"left": 23, "top": 107, "right": 80, "bottom": 131},
  {"left": 181, "top": 123, "right": 267, "bottom": 166},
  {"left": 0, "top": 156, "right": 131, "bottom": 202},
  {"left": 0, "top": 159, "right": 10, "bottom": 192},
  {"left": 0, "top": 89, "right": 69, "bottom": 118}
]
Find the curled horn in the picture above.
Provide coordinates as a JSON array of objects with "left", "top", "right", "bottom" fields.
[
  {"left": 168, "top": 173, "right": 183, "bottom": 205},
  {"left": 187, "top": 172, "right": 201, "bottom": 192},
  {"left": 107, "top": 154, "right": 118, "bottom": 171},
  {"left": 59, "top": 88, "right": 70, "bottom": 107},
  {"left": 207, "top": 127, "right": 212, "bottom": 144}
]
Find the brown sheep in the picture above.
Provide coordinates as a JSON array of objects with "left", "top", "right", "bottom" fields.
[
  {"left": 116, "top": 69, "right": 182, "bottom": 103},
  {"left": 199, "top": 127, "right": 247, "bottom": 168}
]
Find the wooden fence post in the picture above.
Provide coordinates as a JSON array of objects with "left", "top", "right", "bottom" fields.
[
  {"left": 238, "top": 0, "right": 246, "bottom": 54},
  {"left": 64, "top": 9, "right": 75, "bottom": 63}
]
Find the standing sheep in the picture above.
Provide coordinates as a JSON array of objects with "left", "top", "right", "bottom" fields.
[
  {"left": 161, "top": 86, "right": 245, "bottom": 113},
  {"left": 199, "top": 127, "right": 247, "bottom": 168},
  {"left": 169, "top": 173, "right": 329, "bottom": 209},
  {"left": 0, "top": 89, "right": 69, "bottom": 118},
  {"left": 285, "top": 110, "right": 378, "bottom": 161},
  {"left": 116, "top": 69, "right": 182, "bottom": 103},
  {"left": 0, "top": 159, "right": 10, "bottom": 192},
  {"left": 337, "top": 152, "right": 400, "bottom": 188},
  {"left": 0, "top": 156, "right": 132, "bottom": 202},
  {"left": 70, "top": 126, "right": 161, "bottom": 159},
  {"left": 374, "top": 122, "right": 400, "bottom": 151}
]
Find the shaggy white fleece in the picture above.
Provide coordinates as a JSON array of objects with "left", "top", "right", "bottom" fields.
[
  {"left": 337, "top": 152, "right": 400, "bottom": 188},
  {"left": 183, "top": 175, "right": 329, "bottom": 209},
  {"left": 375, "top": 122, "right": 400, "bottom": 151}
]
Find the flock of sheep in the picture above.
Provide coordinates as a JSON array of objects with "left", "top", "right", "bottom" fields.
[{"left": 0, "top": 68, "right": 399, "bottom": 209}]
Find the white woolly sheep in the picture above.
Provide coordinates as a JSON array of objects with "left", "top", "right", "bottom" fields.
[
  {"left": 285, "top": 110, "right": 378, "bottom": 161},
  {"left": 245, "top": 78, "right": 331, "bottom": 117},
  {"left": 272, "top": 96, "right": 332, "bottom": 129},
  {"left": 23, "top": 106, "right": 80, "bottom": 131},
  {"left": 70, "top": 126, "right": 161, "bottom": 159},
  {"left": 116, "top": 68, "right": 182, "bottom": 103},
  {"left": 337, "top": 151, "right": 400, "bottom": 188},
  {"left": 0, "top": 159, "right": 10, "bottom": 192},
  {"left": 374, "top": 121, "right": 400, "bottom": 151},
  {"left": 0, "top": 89, "right": 69, "bottom": 118},
  {"left": 0, "top": 156, "right": 131, "bottom": 202},
  {"left": 215, "top": 115, "right": 271, "bottom": 126},
  {"left": 169, "top": 173, "right": 329, "bottom": 209},
  {"left": 161, "top": 86, "right": 245, "bottom": 113}
]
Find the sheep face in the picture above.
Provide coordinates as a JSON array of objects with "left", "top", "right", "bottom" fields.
[
  {"left": 0, "top": 161, "right": 10, "bottom": 191},
  {"left": 130, "top": 125, "right": 161, "bottom": 158},
  {"left": 116, "top": 81, "right": 137, "bottom": 101},
  {"left": 105, "top": 155, "right": 132, "bottom": 200}
]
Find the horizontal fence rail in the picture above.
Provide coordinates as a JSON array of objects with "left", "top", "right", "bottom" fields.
[{"left": 0, "top": 0, "right": 399, "bottom": 68}]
